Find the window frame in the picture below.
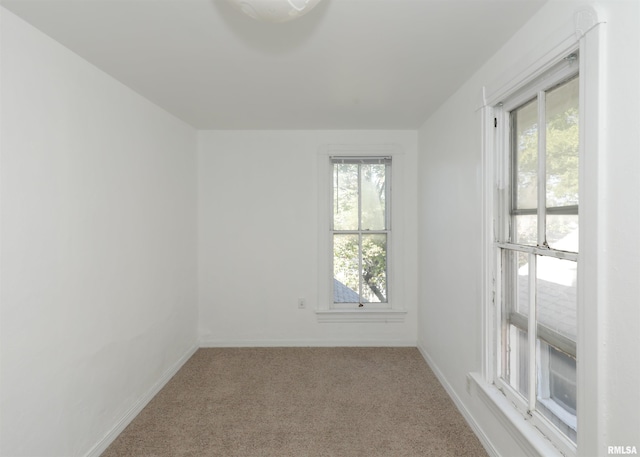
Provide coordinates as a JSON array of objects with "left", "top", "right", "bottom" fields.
[
  {"left": 476, "top": 8, "right": 604, "bottom": 456},
  {"left": 331, "top": 156, "right": 391, "bottom": 309},
  {"left": 316, "top": 144, "right": 407, "bottom": 323},
  {"left": 493, "top": 55, "right": 580, "bottom": 457}
]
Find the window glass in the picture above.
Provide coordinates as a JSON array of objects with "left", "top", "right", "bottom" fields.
[
  {"left": 515, "top": 251, "right": 530, "bottom": 315},
  {"left": 514, "top": 98, "right": 539, "bottom": 211},
  {"left": 333, "top": 164, "right": 358, "bottom": 231},
  {"left": 361, "top": 234, "right": 387, "bottom": 303},
  {"left": 546, "top": 77, "right": 579, "bottom": 209},
  {"left": 514, "top": 215, "right": 537, "bottom": 246},
  {"left": 506, "top": 325, "right": 529, "bottom": 400},
  {"left": 545, "top": 76, "right": 579, "bottom": 251},
  {"left": 503, "top": 250, "right": 530, "bottom": 398},
  {"left": 547, "top": 214, "right": 579, "bottom": 251},
  {"left": 537, "top": 341, "right": 577, "bottom": 443},
  {"left": 511, "top": 98, "right": 538, "bottom": 245},
  {"left": 361, "top": 164, "right": 386, "bottom": 230},
  {"left": 536, "top": 256, "right": 577, "bottom": 340},
  {"left": 333, "top": 234, "right": 359, "bottom": 303},
  {"left": 332, "top": 158, "right": 390, "bottom": 305}
]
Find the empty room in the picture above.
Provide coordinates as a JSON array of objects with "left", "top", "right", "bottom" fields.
[{"left": 1, "top": 0, "right": 639, "bottom": 456}]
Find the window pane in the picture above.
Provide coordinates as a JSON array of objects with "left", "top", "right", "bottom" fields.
[
  {"left": 536, "top": 341, "right": 577, "bottom": 443},
  {"left": 546, "top": 77, "right": 579, "bottom": 209},
  {"left": 548, "top": 345, "right": 577, "bottom": 413},
  {"left": 503, "top": 250, "right": 529, "bottom": 399},
  {"left": 513, "top": 99, "right": 538, "bottom": 211},
  {"left": 504, "top": 249, "right": 530, "bottom": 315},
  {"left": 333, "top": 234, "right": 359, "bottom": 303},
  {"left": 333, "top": 164, "right": 358, "bottom": 230},
  {"left": 361, "top": 234, "right": 387, "bottom": 303},
  {"left": 537, "top": 257, "right": 577, "bottom": 340},
  {"left": 513, "top": 214, "right": 537, "bottom": 245},
  {"left": 547, "top": 214, "right": 579, "bottom": 251},
  {"left": 515, "top": 251, "right": 530, "bottom": 315},
  {"left": 361, "top": 164, "right": 387, "bottom": 230},
  {"left": 506, "top": 325, "right": 529, "bottom": 400}
]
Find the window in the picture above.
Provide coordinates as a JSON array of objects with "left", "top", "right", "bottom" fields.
[
  {"left": 478, "top": 10, "right": 603, "bottom": 455},
  {"left": 494, "top": 56, "right": 579, "bottom": 449},
  {"left": 331, "top": 157, "right": 390, "bottom": 308},
  {"left": 316, "top": 145, "right": 407, "bottom": 323}
]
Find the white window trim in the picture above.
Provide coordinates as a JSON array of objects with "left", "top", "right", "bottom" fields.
[
  {"left": 316, "top": 144, "right": 407, "bottom": 323},
  {"left": 473, "top": 7, "right": 605, "bottom": 457}
]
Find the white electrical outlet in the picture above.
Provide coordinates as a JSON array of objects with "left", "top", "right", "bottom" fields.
[{"left": 298, "top": 298, "right": 306, "bottom": 309}]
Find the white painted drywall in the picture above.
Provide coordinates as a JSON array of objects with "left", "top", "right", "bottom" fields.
[
  {"left": 0, "top": 9, "right": 198, "bottom": 457},
  {"left": 417, "top": 1, "right": 640, "bottom": 456},
  {"left": 198, "top": 130, "right": 418, "bottom": 346}
]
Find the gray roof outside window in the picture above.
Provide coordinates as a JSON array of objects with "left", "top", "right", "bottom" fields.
[{"left": 333, "top": 279, "right": 361, "bottom": 303}]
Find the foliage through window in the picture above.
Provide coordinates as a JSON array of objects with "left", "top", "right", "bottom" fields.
[{"left": 332, "top": 157, "right": 390, "bottom": 307}]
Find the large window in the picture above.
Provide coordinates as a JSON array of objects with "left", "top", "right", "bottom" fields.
[
  {"left": 495, "top": 57, "right": 579, "bottom": 449},
  {"left": 331, "top": 157, "right": 390, "bottom": 308}
]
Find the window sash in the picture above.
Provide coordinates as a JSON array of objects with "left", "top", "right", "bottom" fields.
[
  {"left": 508, "top": 308, "right": 576, "bottom": 358},
  {"left": 331, "top": 158, "right": 391, "bottom": 306},
  {"left": 508, "top": 73, "right": 580, "bottom": 251},
  {"left": 330, "top": 156, "right": 391, "bottom": 165},
  {"left": 496, "top": 242, "right": 578, "bottom": 261},
  {"left": 511, "top": 205, "right": 578, "bottom": 216},
  {"left": 331, "top": 159, "right": 391, "bottom": 232}
]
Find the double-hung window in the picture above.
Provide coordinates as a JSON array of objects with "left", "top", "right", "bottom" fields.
[
  {"left": 317, "top": 146, "right": 406, "bottom": 323},
  {"left": 494, "top": 55, "right": 580, "bottom": 450},
  {"left": 331, "top": 157, "right": 390, "bottom": 309}
]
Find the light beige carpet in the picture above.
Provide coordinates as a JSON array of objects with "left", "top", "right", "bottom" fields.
[{"left": 102, "top": 347, "right": 488, "bottom": 457}]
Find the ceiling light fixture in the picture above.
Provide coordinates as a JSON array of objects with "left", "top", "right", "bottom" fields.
[{"left": 226, "top": 0, "right": 323, "bottom": 23}]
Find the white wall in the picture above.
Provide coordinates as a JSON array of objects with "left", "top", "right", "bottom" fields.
[
  {"left": 198, "top": 130, "right": 418, "bottom": 346},
  {"left": 593, "top": 0, "right": 640, "bottom": 450},
  {"left": 0, "top": 9, "right": 198, "bottom": 457},
  {"left": 417, "top": 1, "right": 640, "bottom": 456},
  {"left": 4, "top": 0, "right": 638, "bottom": 455}
]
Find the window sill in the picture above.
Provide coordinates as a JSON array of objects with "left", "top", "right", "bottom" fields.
[
  {"left": 468, "top": 372, "right": 574, "bottom": 457},
  {"left": 315, "top": 309, "right": 406, "bottom": 323}
]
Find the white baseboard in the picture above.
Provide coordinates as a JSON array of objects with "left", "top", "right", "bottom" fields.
[
  {"left": 85, "top": 342, "right": 199, "bottom": 457},
  {"left": 199, "top": 338, "right": 417, "bottom": 348},
  {"left": 416, "top": 343, "right": 500, "bottom": 457}
]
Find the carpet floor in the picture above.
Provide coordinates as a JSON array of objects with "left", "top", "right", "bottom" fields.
[{"left": 102, "top": 347, "right": 488, "bottom": 457}]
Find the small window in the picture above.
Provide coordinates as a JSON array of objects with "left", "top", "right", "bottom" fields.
[{"left": 331, "top": 157, "right": 390, "bottom": 308}]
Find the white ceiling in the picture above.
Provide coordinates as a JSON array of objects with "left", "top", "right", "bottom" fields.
[{"left": 2, "top": 0, "right": 546, "bottom": 129}]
